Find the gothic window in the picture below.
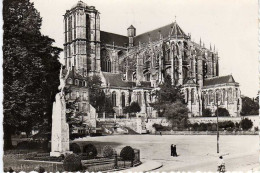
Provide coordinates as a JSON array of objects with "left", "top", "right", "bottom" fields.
[
  {"left": 74, "top": 14, "right": 76, "bottom": 39},
  {"left": 82, "top": 103, "right": 87, "bottom": 112},
  {"left": 76, "top": 91, "right": 80, "bottom": 99},
  {"left": 228, "top": 88, "right": 233, "bottom": 103},
  {"left": 144, "top": 91, "right": 147, "bottom": 103},
  {"left": 101, "top": 49, "right": 111, "bottom": 72},
  {"left": 183, "top": 67, "right": 188, "bottom": 82},
  {"left": 75, "top": 79, "right": 79, "bottom": 86},
  {"left": 204, "top": 94, "right": 208, "bottom": 106},
  {"left": 121, "top": 92, "right": 126, "bottom": 107},
  {"left": 137, "top": 92, "right": 142, "bottom": 106},
  {"left": 129, "top": 92, "right": 132, "bottom": 104},
  {"left": 112, "top": 91, "right": 117, "bottom": 107},
  {"left": 185, "top": 88, "right": 189, "bottom": 103},
  {"left": 83, "top": 92, "right": 87, "bottom": 101},
  {"left": 165, "top": 50, "right": 170, "bottom": 62},
  {"left": 203, "top": 60, "right": 208, "bottom": 78},
  {"left": 68, "top": 16, "right": 72, "bottom": 42},
  {"left": 67, "top": 78, "right": 73, "bottom": 84},
  {"left": 191, "top": 89, "right": 195, "bottom": 104},
  {"left": 146, "top": 73, "right": 150, "bottom": 81},
  {"left": 209, "top": 90, "right": 213, "bottom": 104},
  {"left": 235, "top": 88, "right": 239, "bottom": 99}
]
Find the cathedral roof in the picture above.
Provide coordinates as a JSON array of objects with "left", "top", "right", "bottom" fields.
[
  {"left": 100, "top": 31, "right": 128, "bottom": 47},
  {"left": 134, "top": 22, "right": 189, "bottom": 45},
  {"left": 102, "top": 72, "right": 152, "bottom": 88},
  {"left": 203, "top": 75, "right": 237, "bottom": 86},
  {"left": 102, "top": 72, "right": 134, "bottom": 87}
]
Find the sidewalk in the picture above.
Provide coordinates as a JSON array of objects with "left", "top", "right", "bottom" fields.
[{"left": 115, "top": 160, "right": 162, "bottom": 172}]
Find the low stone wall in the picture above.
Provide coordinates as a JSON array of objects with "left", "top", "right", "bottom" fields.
[
  {"left": 189, "top": 115, "right": 259, "bottom": 128},
  {"left": 158, "top": 130, "right": 258, "bottom": 135}
]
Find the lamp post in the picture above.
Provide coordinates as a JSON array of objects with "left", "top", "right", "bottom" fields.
[{"left": 216, "top": 92, "right": 219, "bottom": 154}]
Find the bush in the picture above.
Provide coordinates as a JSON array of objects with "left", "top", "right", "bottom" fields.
[
  {"left": 202, "top": 108, "right": 212, "bottom": 117},
  {"left": 102, "top": 145, "right": 114, "bottom": 158},
  {"left": 240, "top": 118, "right": 253, "bottom": 131},
  {"left": 34, "top": 166, "right": 45, "bottom": 173},
  {"left": 254, "top": 127, "right": 259, "bottom": 131},
  {"left": 16, "top": 141, "right": 29, "bottom": 149},
  {"left": 219, "top": 121, "right": 235, "bottom": 129},
  {"left": 197, "top": 123, "right": 208, "bottom": 131},
  {"left": 120, "top": 146, "right": 135, "bottom": 161},
  {"left": 63, "top": 154, "right": 82, "bottom": 172},
  {"left": 215, "top": 108, "right": 230, "bottom": 117},
  {"left": 83, "top": 144, "right": 97, "bottom": 159},
  {"left": 70, "top": 143, "right": 81, "bottom": 154}
]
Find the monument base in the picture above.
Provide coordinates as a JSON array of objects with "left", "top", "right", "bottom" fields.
[{"left": 50, "top": 151, "right": 73, "bottom": 157}]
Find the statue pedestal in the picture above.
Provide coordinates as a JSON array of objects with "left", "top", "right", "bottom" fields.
[{"left": 50, "top": 93, "right": 71, "bottom": 157}]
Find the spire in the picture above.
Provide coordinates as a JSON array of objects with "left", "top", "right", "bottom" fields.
[
  {"left": 210, "top": 43, "right": 212, "bottom": 51},
  {"left": 200, "top": 38, "right": 202, "bottom": 46},
  {"left": 158, "top": 30, "right": 162, "bottom": 40},
  {"left": 214, "top": 45, "right": 216, "bottom": 52},
  {"left": 148, "top": 33, "right": 151, "bottom": 42}
]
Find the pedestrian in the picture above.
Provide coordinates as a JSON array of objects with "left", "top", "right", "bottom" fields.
[
  {"left": 170, "top": 144, "right": 174, "bottom": 156},
  {"left": 160, "top": 131, "right": 162, "bottom": 136},
  {"left": 217, "top": 156, "right": 225, "bottom": 172},
  {"left": 173, "top": 145, "right": 177, "bottom": 156}
]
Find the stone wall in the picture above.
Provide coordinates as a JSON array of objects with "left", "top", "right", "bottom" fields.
[{"left": 189, "top": 115, "right": 258, "bottom": 128}]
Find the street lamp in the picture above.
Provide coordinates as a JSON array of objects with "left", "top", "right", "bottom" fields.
[{"left": 216, "top": 92, "right": 220, "bottom": 154}]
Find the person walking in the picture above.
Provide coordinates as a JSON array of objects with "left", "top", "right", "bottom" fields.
[
  {"left": 170, "top": 144, "right": 174, "bottom": 156},
  {"left": 173, "top": 145, "right": 178, "bottom": 157}
]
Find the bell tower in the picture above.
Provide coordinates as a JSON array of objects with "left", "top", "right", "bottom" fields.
[{"left": 64, "top": 1, "right": 100, "bottom": 76}]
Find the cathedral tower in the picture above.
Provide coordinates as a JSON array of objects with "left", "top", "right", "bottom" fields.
[{"left": 64, "top": 1, "right": 100, "bottom": 75}]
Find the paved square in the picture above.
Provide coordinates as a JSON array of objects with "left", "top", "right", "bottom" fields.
[{"left": 75, "top": 135, "right": 258, "bottom": 171}]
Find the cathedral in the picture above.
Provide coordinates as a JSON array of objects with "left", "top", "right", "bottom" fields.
[{"left": 63, "top": 1, "right": 242, "bottom": 123}]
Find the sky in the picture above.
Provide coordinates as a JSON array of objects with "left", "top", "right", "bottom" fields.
[{"left": 31, "top": 0, "right": 258, "bottom": 98}]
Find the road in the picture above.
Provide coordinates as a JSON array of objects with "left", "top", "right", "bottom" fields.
[{"left": 75, "top": 134, "right": 259, "bottom": 171}]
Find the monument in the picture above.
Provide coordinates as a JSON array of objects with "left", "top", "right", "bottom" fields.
[{"left": 50, "top": 66, "right": 72, "bottom": 157}]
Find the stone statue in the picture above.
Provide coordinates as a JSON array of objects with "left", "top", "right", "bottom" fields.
[{"left": 58, "top": 66, "right": 70, "bottom": 96}]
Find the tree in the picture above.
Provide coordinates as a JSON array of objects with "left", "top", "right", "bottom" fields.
[
  {"left": 241, "top": 96, "right": 259, "bottom": 116},
  {"left": 87, "top": 75, "right": 114, "bottom": 113},
  {"left": 240, "top": 118, "right": 253, "bottom": 131},
  {"left": 163, "top": 101, "right": 189, "bottom": 129},
  {"left": 215, "top": 108, "right": 230, "bottom": 117},
  {"left": 3, "top": 0, "right": 61, "bottom": 149},
  {"left": 123, "top": 102, "right": 141, "bottom": 115},
  {"left": 202, "top": 108, "right": 212, "bottom": 117},
  {"left": 151, "top": 75, "right": 185, "bottom": 117}
]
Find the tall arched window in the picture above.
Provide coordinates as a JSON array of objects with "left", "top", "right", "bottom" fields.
[
  {"left": 67, "top": 78, "right": 73, "bottom": 84},
  {"left": 137, "top": 92, "right": 142, "bottom": 106},
  {"left": 128, "top": 92, "right": 132, "bottom": 104},
  {"left": 228, "top": 88, "right": 233, "bottom": 103},
  {"left": 222, "top": 89, "right": 226, "bottom": 102},
  {"left": 191, "top": 89, "right": 195, "bottom": 104},
  {"left": 209, "top": 90, "right": 213, "bottom": 104},
  {"left": 185, "top": 88, "right": 189, "bottom": 103},
  {"left": 121, "top": 92, "right": 125, "bottom": 107},
  {"left": 101, "top": 49, "right": 111, "bottom": 72},
  {"left": 112, "top": 91, "right": 117, "bottom": 107}
]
